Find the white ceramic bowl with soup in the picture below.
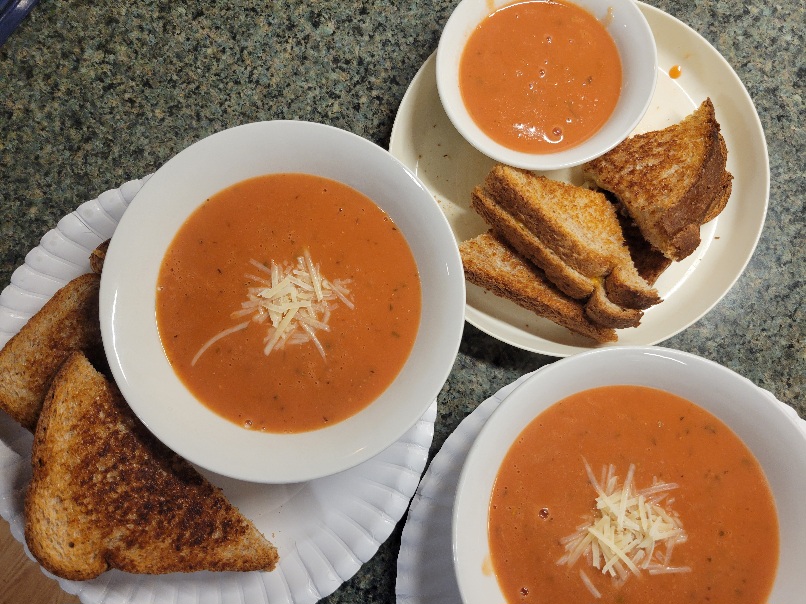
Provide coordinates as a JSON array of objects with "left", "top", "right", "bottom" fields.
[
  {"left": 100, "top": 120, "right": 466, "bottom": 483},
  {"left": 436, "top": 0, "right": 657, "bottom": 170},
  {"left": 453, "top": 346, "right": 806, "bottom": 604}
]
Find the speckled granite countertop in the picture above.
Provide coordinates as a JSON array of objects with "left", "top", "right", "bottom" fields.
[{"left": 0, "top": 0, "right": 803, "bottom": 602}]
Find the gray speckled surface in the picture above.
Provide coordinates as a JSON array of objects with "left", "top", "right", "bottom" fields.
[{"left": 0, "top": 0, "right": 803, "bottom": 602}]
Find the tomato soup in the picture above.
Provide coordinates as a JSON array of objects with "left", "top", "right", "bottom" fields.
[
  {"left": 459, "top": 0, "right": 622, "bottom": 152},
  {"left": 488, "top": 385, "right": 778, "bottom": 604},
  {"left": 156, "top": 173, "right": 421, "bottom": 433}
]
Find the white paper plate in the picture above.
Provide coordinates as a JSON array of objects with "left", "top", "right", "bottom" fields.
[
  {"left": 394, "top": 371, "right": 535, "bottom": 604},
  {"left": 389, "top": 2, "right": 769, "bottom": 357},
  {"left": 395, "top": 371, "right": 806, "bottom": 604},
  {"left": 0, "top": 177, "right": 436, "bottom": 604}
]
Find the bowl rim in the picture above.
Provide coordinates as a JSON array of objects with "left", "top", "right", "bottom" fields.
[
  {"left": 435, "top": 0, "right": 658, "bottom": 170},
  {"left": 452, "top": 345, "right": 806, "bottom": 604},
  {"left": 99, "top": 119, "right": 466, "bottom": 484}
]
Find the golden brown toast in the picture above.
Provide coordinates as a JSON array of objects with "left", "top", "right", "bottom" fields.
[
  {"left": 471, "top": 186, "right": 595, "bottom": 300},
  {"left": 470, "top": 165, "right": 660, "bottom": 318},
  {"left": 584, "top": 98, "right": 733, "bottom": 261},
  {"left": 0, "top": 273, "right": 104, "bottom": 431},
  {"left": 25, "top": 352, "right": 279, "bottom": 580},
  {"left": 481, "top": 166, "right": 631, "bottom": 275},
  {"left": 460, "top": 232, "right": 617, "bottom": 343}
]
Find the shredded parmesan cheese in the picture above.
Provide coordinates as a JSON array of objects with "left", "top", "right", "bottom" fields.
[
  {"left": 557, "top": 459, "right": 690, "bottom": 594},
  {"left": 192, "top": 249, "right": 353, "bottom": 365}
]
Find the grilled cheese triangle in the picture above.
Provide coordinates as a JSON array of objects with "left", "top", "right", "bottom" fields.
[
  {"left": 584, "top": 98, "right": 733, "bottom": 261},
  {"left": 467, "top": 165, "right": 660, "bottom": 331},
  {"left": 476, "top": 165, "right": 661, "bottom": 313},
  {"left": 0, "top": 272, "right": 104, "bottom": 431},
  {"left": 0, "top": 240, "right": 111, "bottom": 432},
  {"left": 25, "top": 352, "right": 279, "bottom": 580}
]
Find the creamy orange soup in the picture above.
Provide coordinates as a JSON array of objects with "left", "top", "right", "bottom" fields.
[
  {"left": 488, "top": 385, "right": 778, "bottom": 603},
  {"left": 156, "top": 173, "right": 421, "bottom": 433},
  {"left": 459, "top": 0, "right": 622, "bottom": 153}
]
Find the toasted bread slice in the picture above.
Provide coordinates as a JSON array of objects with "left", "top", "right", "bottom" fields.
[
  {"left": 460, "top": 232, "right": 617, "bottom": 343},
  {"left": 584, "top": 98, "right": 733, "bottom": 261},
  {"left": 476, "top": 166, "right": 660, "bottom": 310},
  {"left": 25, "top": 352, "right": 279, "bottom": 580},
  {"left": 471, "top": 186, "right": 595, "bottom": 299},
  {"left": 0, "top": 273, "right": 103, "bottom": 431}
]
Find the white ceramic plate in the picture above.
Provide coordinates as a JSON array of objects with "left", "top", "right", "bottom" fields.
[
  {"left": 0, "top": 178, "right": 436, "bottom": 604},
  {"left": 395, "top": 361, "right": 806, "bottom": 604},
  {"left": 389, "top": 2, "right": 769, "bottom": 356}
]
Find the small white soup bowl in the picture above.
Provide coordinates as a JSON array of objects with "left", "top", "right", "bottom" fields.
[
  {"left": 453, "top": 346, "right": 806, "bottom": 604},
  {"left": 436, "top": 0, "right": 657, "bottom": 170},
  {"left": 100, "top": 121, "right": 466, "bottom": 484}
]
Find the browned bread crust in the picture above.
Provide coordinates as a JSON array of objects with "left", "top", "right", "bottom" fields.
[
  {"left": 602, "top": 264, "right": 658, "bottom": 310},
  {"left": 24, "top": 352, "right": 279, "bottom": 580},
  {"left": 89, "top": 239, "right": 110, "bottom": 274},
  {"left": 0, "top": 273, "right": 103, "bottom": 431},
  {"left": 584, "top": 98, "right": 733, "bottom": 261},
  {"left": 701, "top": 135, "right": 733, "bottom": 223},
  {"left": 585, "top": 284, "right": 643, "bottom": 329},
  {"left": 460, "top": 232, "right": 617, "bottom": 343}
]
